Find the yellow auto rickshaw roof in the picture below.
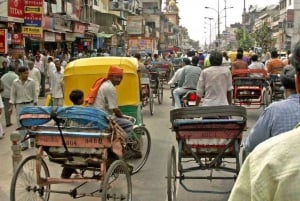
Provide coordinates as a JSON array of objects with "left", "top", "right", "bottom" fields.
[
  {"left": 63, "top": 57, "right": 140, "bottom": 106},
  {"left": 65, "top": 56, "right": 138, "bottom": 75}
]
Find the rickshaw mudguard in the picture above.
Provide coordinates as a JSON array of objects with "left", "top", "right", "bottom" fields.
[{"left": 63, "top": 57, "right": 140, "bottom": 107}]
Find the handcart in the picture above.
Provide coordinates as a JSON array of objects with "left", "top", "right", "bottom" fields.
[
  {"left": 232, "top": 69, "right": 271, "bottom": 108},
  {"left": 168, "top": 106, "right": 247, "bottom": 200},
  {"left": 10, "top": 106, "right": 132, "bottom": 201}
]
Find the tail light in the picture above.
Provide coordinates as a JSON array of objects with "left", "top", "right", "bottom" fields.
[{"left": 187, "top": 93, "right": 197, "bottom": 101}]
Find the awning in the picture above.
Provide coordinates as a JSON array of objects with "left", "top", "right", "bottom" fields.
[{"left": 96, "top": 32, "right": 114, "bottom": 38}]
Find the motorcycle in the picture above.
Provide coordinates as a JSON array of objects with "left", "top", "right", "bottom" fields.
[{"left": 170, "top": 82, "right": 198, "bottom": 107}]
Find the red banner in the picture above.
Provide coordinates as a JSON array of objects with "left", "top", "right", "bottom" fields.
[
  {"left": 0, "top": 29, "right": 7, "bottom": 54},
  {"left": 7, "top": 0, "right": 24, "bottom": 20}
]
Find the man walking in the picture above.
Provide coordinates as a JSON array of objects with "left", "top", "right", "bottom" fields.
[
  {"left": 9, "top": 66, "right": 37, "bottom": 150},
  {"left": 1, "top": 64, "right": 18, "bottom": 127}
]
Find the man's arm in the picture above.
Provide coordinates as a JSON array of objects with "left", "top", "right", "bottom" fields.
[
  {"left": 227, "top": 90, "right": 232, "bottom": 105},
  {"left": 243, "top": 109, "right": 272, "bottom": 153}
]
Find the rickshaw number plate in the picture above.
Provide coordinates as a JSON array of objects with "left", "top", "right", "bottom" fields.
[
  {"left": 188, "top": 101, "right": 196, "bottom": 105},
  {"left": 36, "top": 135, "right": 110, "bottom": 148}
]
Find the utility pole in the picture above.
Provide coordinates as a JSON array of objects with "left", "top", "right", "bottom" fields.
[
  {"left": 224, "top": 0, "right": 227, "bottom": 30},
  {"left": 217, "top": 0, "right": 220, "bottom": 48},
  {"left": 243, "top": 0, "right": 246, "bottom": 40}
]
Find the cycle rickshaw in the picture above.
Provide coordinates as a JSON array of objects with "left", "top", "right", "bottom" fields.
[
  {"left": 232, "top": 69, "right": 271, "bottom": 108},
  {"left": 148, "top": 64, "right": 164, "bottom": 104},
  {"left": 63, "top": 56, "right": 151, "bottom": 174},
  {"left": 167, "top": 106, "right": 247, "bottom": 200},
  {"left": 140, "top": 72, "right": 155, "bottom": 115},
  {"left": 10, "top": 106, "right": 132, "bottom": 200}
]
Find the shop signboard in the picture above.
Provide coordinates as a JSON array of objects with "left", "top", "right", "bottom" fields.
[
  {"left": 42, "top": 16, "right": 54, "bottom": 30},
  {"left": 65, "top": 32, "right": 75, "bottom": 41},
  {"left": 127, "top": 37, "right": 154, "bottom": 55},
  {"left": 127, "top": 16, "right": 144, "bottom": 35},
  {"left": 55, "top": 33, "right": 62, "bottom": 42},
  {"left": 22, "top": 26, "right": 42, "bottom": 39},
  {"left": 44, "top": 31, "right": 55, "bottom": 42},
  {"left": 0, "top": 29, "right": 7, "bottom": 54},
  {"left": 24, "top": 0, "right": 43, "bottom": 27},
  {"left": 73, "top": 22, "right": 86, "bottom": 34},
  {"left": 7, "top": 0, "right": 24, "bottom": 23}
]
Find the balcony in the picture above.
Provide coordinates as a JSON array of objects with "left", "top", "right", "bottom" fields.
[{"left": 109, "top": 0, "right": 135, "bottom": 13}]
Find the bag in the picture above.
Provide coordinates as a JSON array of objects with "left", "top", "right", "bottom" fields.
[
  {"left": 45, "top": 94, "right": 53, "bottom": 106},
  {"left": 85, "top": 77, "right": 107, "bottom": 105}
]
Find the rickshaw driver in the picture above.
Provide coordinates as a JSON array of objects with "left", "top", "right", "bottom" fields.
[
  {"left": 91, "top": 66, "right": 134, "bottom": 135},
  {"left": 89, "top": 66, "right": 142, "bottom": 159}
]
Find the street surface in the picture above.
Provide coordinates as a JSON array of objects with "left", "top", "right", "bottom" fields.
[{"left": 0, "top": 88, "right": 261, "bottom": 201}]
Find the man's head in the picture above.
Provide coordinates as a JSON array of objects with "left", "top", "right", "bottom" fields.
[
  {"left": 2, "top": 60, "right": 8, "bottom": 68},
  {"left": 183, "top": 58, "right": 191, "bottom": 65},
  {"left": 271, "top": 49, "right": 278, "bottom": 58},
  {"left": 55, "top": 59, "right": 61, "bottom": 71},
  {"left": 237, "top": 48, "right": 244, "bottom": 54},
  {"left": 107, "top": 65, "right": 123, "bottom": 86},
  {"left": 134, "top": 53, "right": 141, "bottom": 61},
  {"left": 27, "top": 60, "right": 34, "bottom": 70},
  {"left": 251, "top": 54, "right": 258, "bottom": 62},
  {"left": 18, "top": 66, "right": 29, "bottom": 81},
  {"left": 280, "top": 65, "right": 296, "bottom": 90},
  {"left": 191, "top": 56, "right": 199, "bottom": 66},
  {"left": 236, "top": 52, "right": 243, "bottom": 60},
  {"left": 209, "top": 51, "right": 223, "bottom": 66},
  {"left": 69, "top": 89, "right": 84, "bottom": 105}
]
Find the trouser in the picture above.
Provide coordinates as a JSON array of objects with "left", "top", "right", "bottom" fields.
[
  {"left": 173, "top": 87, "right": 191, "bottom": 109},
  {"left": 52, "top": 98, "right": 64, "bottom": 106},
  {"left": 2, "top": 97, "right": 11, "bottom": 126},
  {"left": 39, "top": 72, "right": 46, "bottom": 97},
  {"left": 114, "top": 117, "right": 134, "bottom": 137},
  {"left": 15, "top": 102, "right": 34, "bottom": 148}
]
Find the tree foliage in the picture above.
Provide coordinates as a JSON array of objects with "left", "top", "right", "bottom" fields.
[
  {"left": 252, "top": 22, "right": 275, "bottom": 50},
  {"left": 234, "top": 28, "right": 255, "bottom": 51}
]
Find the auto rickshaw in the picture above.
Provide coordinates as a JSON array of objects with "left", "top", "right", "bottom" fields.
[{"left": 63, "top": 56, "right": 151, "bottom": 174}]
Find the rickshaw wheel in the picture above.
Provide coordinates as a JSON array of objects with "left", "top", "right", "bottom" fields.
[
  {"left": 262, "top": 87, "right": 271, "bottom": 109},
  {"left": 102, "top": 160, "right": 132, "bottom": 201},
  {"left": 167, "top": 146, "right": 177, "bottom": 201},
  {"left": 149, "top": 89, "right": 154, "bottom": 115},
  {"left": 10, "top": 155, "right": 51, "bottom": 201},
  {"left": 158, "top": 81, "right": 164, "bottom": 104},
  {"left": 125, "top": 126, "right": 151, "bottom": 175}
]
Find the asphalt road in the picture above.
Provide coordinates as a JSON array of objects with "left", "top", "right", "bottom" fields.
[{"left": 0, "top": 89, "right": 261, "bottom": 201}]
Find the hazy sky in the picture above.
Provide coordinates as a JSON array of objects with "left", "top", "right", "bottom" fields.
[{"left": 170, "top": 0, "right": 279, "bottom": 44}]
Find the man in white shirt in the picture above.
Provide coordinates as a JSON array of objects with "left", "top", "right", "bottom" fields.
[
  {"left": 49, "top": 59, "right": 64, "bottom": 106},
  {"left": 28, "top": 60, "right": 41, "bottom": 101},
  {"left": 9, "top": 66, "right": 37, "bottom": 150}
]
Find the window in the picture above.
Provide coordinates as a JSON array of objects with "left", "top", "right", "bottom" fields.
[{"left": 289, "top": 0, "right": 292, "bottom": 5}]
